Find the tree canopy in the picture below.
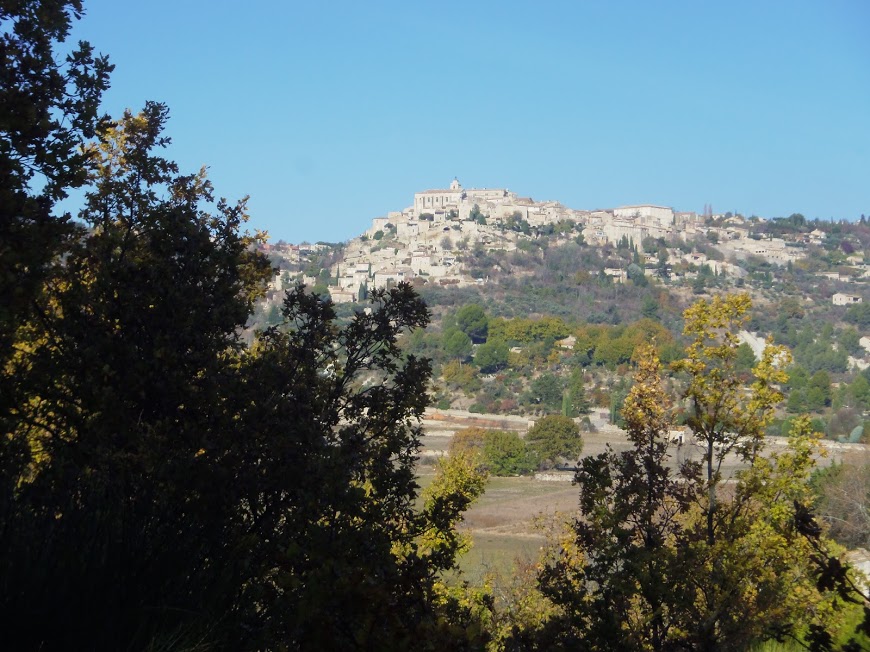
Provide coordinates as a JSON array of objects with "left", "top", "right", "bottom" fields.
[
  {"left": 0, "top": 86, "right": 488, "bottom": 651},
  {"left": 475, "top": 339, "right": 510, "bottom": 373},
  {"left": 1, "top": 0, "right": 112, "bottom": 467},
  {"left": 526, "top": 414, "right": 582, "bottom": 466},
  {"left": 539, "top": 343, "right": 684, "bottom": 650},
  {"left": 534, "top": 303, "right": 843, "bottom": 651},
  {"left": 455, "top": 303, "right": 489, "bottom": 342}
]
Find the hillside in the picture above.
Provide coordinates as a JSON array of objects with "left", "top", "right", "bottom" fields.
[
  {"left": 250, "top": 184, "right": 870, "bottom": 445},
  {"left": 254, "top": 181, "right": 868, "bottom": 322}
]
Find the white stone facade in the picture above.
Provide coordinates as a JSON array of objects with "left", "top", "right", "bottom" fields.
[
  {"left": 833, "top": 293, "right": 862, "bottom": 306},
  {"left": 613, "top": 205, "right": 674, "bottom": 227}
]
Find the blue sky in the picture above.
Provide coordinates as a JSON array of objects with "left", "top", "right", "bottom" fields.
[{"left": 69, "top": 0, "right": 869, "bottom": 243}]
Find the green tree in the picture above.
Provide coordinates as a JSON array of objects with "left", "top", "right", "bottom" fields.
[
  {"left": 593, "top": 336, "right": 633, "bottom": 368},
  {"left": 778, "top": 297, "right": 805, "bottom": 319},
  {"left": 475, "top": 339, "right": 509, "bottom": 373},
  {"left": 442, "top": 359, "right": 482, "bottom": 395},
  {"left": 844, "top": 302, "right": 870, "bottom": 327},
  {"left": 0, "top": 0, "right": 112, "bottom": 315},
  {"left": 787, "top": 364, "right": 811, "bottom": 390},
  {"left": 609, "top": 380, "right": 631, "bottom": 427},
  {"left": 788, "top": 388, "right": 809, "bottom": 413},
  {"left": 849, "top": 374, "right": 870, "bottom": 410},
  {"left": 488, "top": 315, "right": 570, "bottom": 344},
  {"left": 482, "top": 430, "right": 537, "bottom": 476},
  {"left": 839, "top": 327, "right": 863, "bottom": 357},
  {"left": 669, "top": 295, "right": 832, "bottom": 650},
  {"left": 443, "top": 328, "right": 473, "bottom": 360},
  {"left": 735, "top": 342, "right": 757, "bottom": 373},
  {"left": 566, "top": 367, "right": 591, "bottom": 417},
  {"left": 641, "top": 295, "right": 660, "bottom": 319},
  {"left": 657, "top": 247, "right": 670, "bottom": 279},
  {"left": 526, "top": 415, "right": 582, "bottom": 466},
  {"left": 627, "top": 262, "right": 648, "bottom": 287},
  {"left": 418, "top": 449, "right": 489, "bottom": 579},
  {"left": 0, "top": 0, "right": 112, "bottom": 484},
  {"left": 469, "top": 203, "right": 482, "bottom": 222},
  {"left": 1, "top": 102, "right": 272, "bottom": 649},
  {"left": 792, "top": 501, "right": 870, "bottom": 651},
  {"left": 528, "top": 373, "right": 564, "bottom": 413},
  {"left": 809, "top": 370, "right": 832, "bottom": 407},
  {"left": 455, "top": 304, "right": 489, "bottom": 342},
  {"left": 449, "top": 427, "right": 489, "bottom": 455},
  {"left": 533, "top": 301, "right": 840, "bottom": 652},
  {"left": 450, "top": 427, "right": 536, "bottom": 477},
  {"left": 674, "top": 295, "right": 786, "bottom": 542}
]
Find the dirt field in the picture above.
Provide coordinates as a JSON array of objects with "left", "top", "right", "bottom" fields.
[
  {"left": 418, "top": 408, "right": 867, "bottom": 583},
  {"left": 455, "top": 476, "right": 576, "bottom": 583}
]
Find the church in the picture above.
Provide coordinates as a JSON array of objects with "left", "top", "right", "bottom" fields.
[{"left": 413, "top": 178, "right": 512, "bottom": 216}]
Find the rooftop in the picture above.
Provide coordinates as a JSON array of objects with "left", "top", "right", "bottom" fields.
[{"left": 616, "top": 204, "right": 673, "bottom": 210}]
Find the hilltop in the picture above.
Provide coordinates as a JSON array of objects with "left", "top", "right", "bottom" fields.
[
  {"left": 253, "top": 179, "right": 869, "bottom": 324},
  {"left": 249, "top": 181, "right": 870, "bottom": 445}
]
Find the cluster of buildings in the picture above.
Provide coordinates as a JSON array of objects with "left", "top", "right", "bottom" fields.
[{"left": 257, "top": 179, "right": 863, "bottom": 307}]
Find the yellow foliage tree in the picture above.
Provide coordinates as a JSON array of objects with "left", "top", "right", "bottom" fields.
[
  {"left": 533, "top": 296, "right": 839, "bottom": 651},
  {"left": 670, "top": 293, "right": 834, "bottom": 649}
]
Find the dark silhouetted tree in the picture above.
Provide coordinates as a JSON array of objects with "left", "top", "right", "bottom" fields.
[
  {"left": 1, "top": 102, "right": 488, "bottom": 651},
  {"left": 539, "top": 344, "right": 686, "bottom": 651}
]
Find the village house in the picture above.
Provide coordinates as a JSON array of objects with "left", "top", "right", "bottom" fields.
[
  {"left": 832, "top": 293, "right": 862, "bottom": 306},
  {"left": 367, "top": 217, "right": 390, "bottom": 238},
  {"left": 808, "top": 229, "right": 826, "bottom": 244},
  {"left": 328, "top": 289, "right": 357, "bottom": 304},
  {"left": 613, "top": 204, "right": 674, "bottom": 228},
  {"left": 373, "top": 266, "right": 414, "bottom": 289}
]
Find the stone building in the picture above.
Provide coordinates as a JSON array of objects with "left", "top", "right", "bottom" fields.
[
  {"left": 414, "top": 178, "right": 465, "bottom": 215},
  {"left": 613, "top": 205, "right": 675, "bottom": 227},
  {"left": 413, "top": 178, "right": 514, "bottom": 216},
  {"left": 833, "top": 293, "right": 862, "bottom": 306}
]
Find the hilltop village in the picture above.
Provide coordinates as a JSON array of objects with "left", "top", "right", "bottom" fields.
[{"left": 259, "top": 178, "right": 867, "bottom": 308}]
